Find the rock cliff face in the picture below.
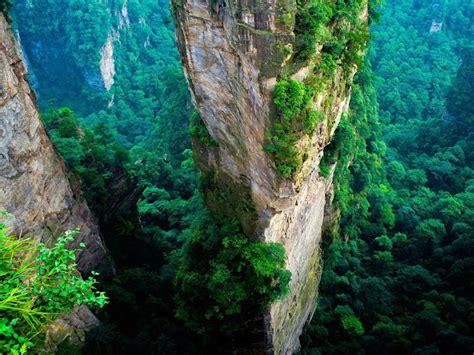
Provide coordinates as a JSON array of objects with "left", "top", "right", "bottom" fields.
[
  {"left": 172, "top": 0, "right": 366, "bottom": 352},
  {"left": 0, "top": 14, "right": 110, "bottom": 274},
  {"left": 87, "top": 29, "right": 117, "bottom": 92},
  {"left": 100, "top": 31, "right": 116, "bottom": 92}
]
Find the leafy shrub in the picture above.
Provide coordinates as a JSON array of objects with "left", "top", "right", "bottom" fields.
[
  {"left": 341, "top": 315, "right": 365, "bottom": 336},
  {"left": 320, "top": 52, "right": 338, "bottom": 76},
  {"left": 265, "top": 79, "right": 325, "bottom": 178},
  {"left": 305, "top": 109, "right": 325, "bottom": 134},
  {"left": 293, "top": 0, "right": 367, "bottom": 69},
  {"left": 175, "top": 216, "right": 291, "bottom": 335},
  {"left": 293, "top": 0, "right": 334, "bottom": 63},
  {"left": 0, "top": 215, "right": 107, "bottom": 353},
  {"left": 189, "top": 111, "right": 217, "bottom": 147},
  {"left": 319, "top": 160, "right": 331, "bottom": 178},
  {"left": 273, "top": 79, "right": 312, "bottom": 119}
]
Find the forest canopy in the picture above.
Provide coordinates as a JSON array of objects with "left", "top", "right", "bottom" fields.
[{"left": 301, "top": 0, "right": 474, "bottom": 353}]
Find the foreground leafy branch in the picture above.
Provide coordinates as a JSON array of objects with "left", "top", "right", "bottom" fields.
[{"left": 0, "top": 214, "right": 107, "bottom": 353}]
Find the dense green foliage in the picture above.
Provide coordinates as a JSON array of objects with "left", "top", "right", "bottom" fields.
[
  {"left": 42, "top": 108, "right": 129, "bottom": 217},
  {"left": 301, "top": 0, "right": 474, "bottom": 353},
  {"left": 0, "top": 218, "right": 107, "bottom": 353},
  {"left": 266, "top": 0, "right": 374, "bottom": 179},
  {"left": 188, "top": 111, "right": 218, "bottom": 147},
  {"left": 14, "top": 0, "right": 110, "bottom": 71},
  {"left": 85, "top": 0, "right": 192, "bottom": 151},
  {"left": 175, "top": 217, "right": 290, "bottom": 335},
  {"left": 265, "top": 79, "right": 324, "bottom": 178},
  {"left": 293, "top": 0, "right": 368, "bottom": 70},
  {"left": 14, "top": 0, "right": 191, "bottom": 151}
]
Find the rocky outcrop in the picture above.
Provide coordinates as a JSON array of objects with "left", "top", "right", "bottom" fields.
[
  {"left": 44, "top": 306, "right": 100, "bottom": 352},
  {"left": 430, "top": 20, "right": 443, "bottom": 33},
  {"left": 119, "top": 0, "right": 131, "bottom": 29},
  {"left": 0, "top": 14, "right": 110, "bottom": 274},
  {"left": 93, "top": 27, "right": 118, "bottom": 92},
  {"left": 172, "top": 0, "right": 366, "bottom": 352},
  {"left": 100, "top": 32, "right": 116, "bottom": 91}
]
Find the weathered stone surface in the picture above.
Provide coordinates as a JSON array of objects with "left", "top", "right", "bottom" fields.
[
  {"left": 100, "top": 31, "right": 116, "bottom": 92},
  {"left": 0, "top": 13, "right": 110, "bottom": 274},
  {"left": 43, "top": 305, "right": 100, "bottom": 352},
  {"left": 172, "top": 0, "right": 365, "bottom": 353}
]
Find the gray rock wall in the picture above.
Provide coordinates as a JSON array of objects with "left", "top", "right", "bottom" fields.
[
  {"left": 172, "top": 0, "right": 365, "bottom": 352},
  {"left": 0, "top": 13, "right": 110, "bottom": 274}
]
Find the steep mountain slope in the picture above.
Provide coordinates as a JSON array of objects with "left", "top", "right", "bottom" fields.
[
  {"left": 171, "top": 0, "right": 369, "bottom": 352},
  {"left": 0, "top": 14, "right": 110, "bottom": 275},
  {"left": 0, "top": 11, "right": 114, "bottom": 350}
]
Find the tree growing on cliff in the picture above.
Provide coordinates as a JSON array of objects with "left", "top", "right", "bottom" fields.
[{"left": 174, "top": 215, "right": 290, "bottom": 343}]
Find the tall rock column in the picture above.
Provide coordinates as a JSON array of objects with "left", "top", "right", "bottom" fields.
[
  {"left": 172, "top": 0, "right": 368, "bottom": 352},
  {"left": 0, "top": 14, "right": 110, "bottom": 274}
]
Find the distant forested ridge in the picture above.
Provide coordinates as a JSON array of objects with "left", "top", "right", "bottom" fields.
[
  {"left": 301, "top": 0, "right": 474, "bottom": 353},
  {"left": 14, "top": 0, "right": 191, "bottom": 151}
]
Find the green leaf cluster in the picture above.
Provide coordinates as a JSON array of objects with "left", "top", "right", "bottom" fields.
[
  {"left": 265, "top": 79, "right": 325, "bottom": 178},
  {"left": 175, "top": 216, "right": 291, "bottom": 336},
  {"left": 0, "top": 220, "right": 107, "bottom": 353},
  {"left": 188, "top": 111, "right": 218, "bottom": 147},
  {"left": 42, "top": 107, "right": 128, "bottom": 216},
  {"left": 293, "top": 0, "right": 369, "bottom": 71}
]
